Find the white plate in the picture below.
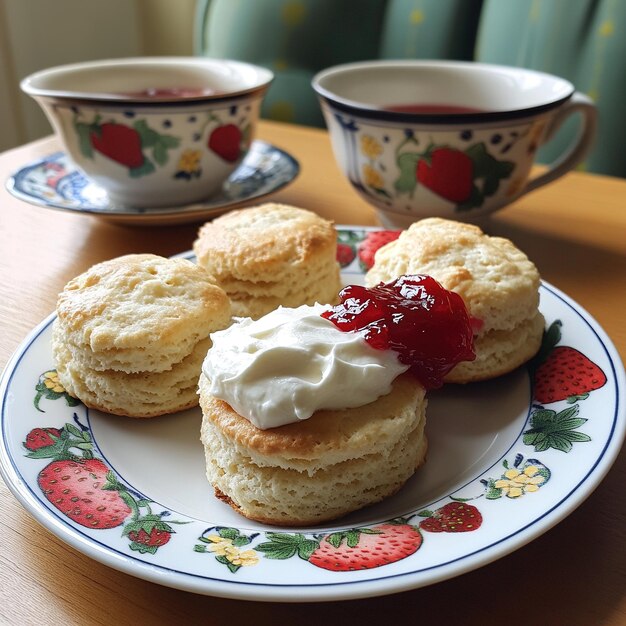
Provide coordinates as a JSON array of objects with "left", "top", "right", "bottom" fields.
[
  {"left": 5, "top": 140, "right": 299, "bottom": 225},
  {"left": 1, "top": 227, "right": 624, "bottom": 602}
]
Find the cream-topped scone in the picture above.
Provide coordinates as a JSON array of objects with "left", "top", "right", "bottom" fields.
[
  {"left": 199, "top": 304, "right": 426, "bottom": 526},
  {"left": 199, "top": 275, "right": 476, "bottom": 526},
  {"left": 365, "top": 218, "right": 544, "bottom": 383},
  {"left": 199, "top": 371, "right": 427, "bottom": 526}
]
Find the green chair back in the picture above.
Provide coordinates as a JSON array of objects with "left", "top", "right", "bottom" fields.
[{"left": 195, "top": 0, "right": 626, "bottom": 177}]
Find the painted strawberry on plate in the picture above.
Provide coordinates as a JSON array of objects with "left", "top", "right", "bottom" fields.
[
  {"left": 357, "top": 229, "right": 402, "bottom": 270},
  {"left": 38, "top": 458, "right": 132, "bottom": 529},
  {"left": 23, "top": 417, "right": 184, "bottom": 553},
  {"left": 123, "top": 503, "right": 182, "bottom": 555},
  {"left": 24, "top": 427, "right": 61, "bottom": 451},
  {"left": 25, "top": 423, "right": 134, "bottom": 529},
  {"left": 336, "top": 242, "right": 356, "bottom": 267},
  {"left": 128, "top": 527, "right": 172, "bottom": 548},
  {"left": 335, "top": 229, "right": 363, "bottom": 268},
  {"left": 532, "top": 320, "right": 607, "bottom": 403},
  {"left": 418, "top": 502, "right": 483, "bottom": 533},
  {"left": 256, "top": 518, "right": 424, "bottom": 571},
  {"left": 309, "top": 523, "right": 423, "bottom": 571}
]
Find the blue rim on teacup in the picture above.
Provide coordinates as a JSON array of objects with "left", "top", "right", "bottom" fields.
[{"left": 312, "top": 60, "right": 575, "bottom": 124}]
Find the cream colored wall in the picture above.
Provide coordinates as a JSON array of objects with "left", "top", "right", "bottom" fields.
[
  {"left": 0, "top": 0, "right": 198, "bottom": 152},
  {"left": 0, "top": 1, "right": 23, "bottom": 150},
  {"left": 136, "top": 0, "right": 197, "bottom": 56}
]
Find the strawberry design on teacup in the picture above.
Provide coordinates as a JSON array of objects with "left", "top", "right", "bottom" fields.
[
  {"left": 395, "top": 139, "right": 515, "bottom": 211},
  {"left": 74, "top": 116, "right": 180, "bottom": 178},
  {"left": 208, "top": 123, "right": 244, "bottom": 162}
]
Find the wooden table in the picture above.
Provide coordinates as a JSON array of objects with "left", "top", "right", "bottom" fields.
[{"left": 1, "top": 120, "right": 625, "bottom": 625}]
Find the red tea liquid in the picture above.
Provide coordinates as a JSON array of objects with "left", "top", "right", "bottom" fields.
[
  {"left": 384, "top": 103, "right": 485, "bottom": 114},
  {"left": 118, "top": 87, "right": 223, "bottom": 99}
]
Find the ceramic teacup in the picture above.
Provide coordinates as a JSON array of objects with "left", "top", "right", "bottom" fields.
[
  {"left": 312, "top": 60, "right": 596, "bottom": 228},
  {"left": 21, "top": 57, "right": 273, "bottom": 208}
]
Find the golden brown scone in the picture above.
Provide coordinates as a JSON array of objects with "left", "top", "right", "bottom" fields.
[
  {"left": 54, "top": 332, "right": 212, "bottom": 418},
  {"left": 365, "top": 218, "right": 544, "bottom": 382},
  {"left": 56, "top": 253, "right": 231, "bottom": 373},
  {"left": 199, "top": 372, "right": 427, "bottom": 526},
  {"left": 53, "top": 253, "right": 231, "bottom": 417},
  {"left": 193, "top": 203, "right": 341, "bottom": 319}
]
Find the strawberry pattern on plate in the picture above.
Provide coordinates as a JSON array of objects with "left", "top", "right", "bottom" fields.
[{"left": 0, "top": 227, "right": 624, "bottom": 602}]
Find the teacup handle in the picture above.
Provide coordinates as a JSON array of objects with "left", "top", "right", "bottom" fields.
[{"left": 520, "top": 92, "right": 597, "bottom": 196}]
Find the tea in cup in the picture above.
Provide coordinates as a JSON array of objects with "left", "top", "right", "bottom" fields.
[
  {"left": 313, "top": 60, "right": 596, "bottom": 228},
  {"left": 22, "top": 57, "right": 273, "bottom": 208}
]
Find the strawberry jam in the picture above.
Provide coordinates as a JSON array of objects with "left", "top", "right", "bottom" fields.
[{"left": 321, "top": 274, "right": 476, "bottom": 389}]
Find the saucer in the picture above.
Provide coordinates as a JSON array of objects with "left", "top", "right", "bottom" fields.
[{"left": 6, "top": 141, "right": 299, "bottom": 226}]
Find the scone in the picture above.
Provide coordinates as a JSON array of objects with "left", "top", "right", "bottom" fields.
[
  {"left": 54, "top": 333, "right": 213, "bottom": 418},
  {"left": 53, "top": 253, "right": 231, "bottom": 417},
  {"left": 198, "top": 277, "right": 476, "bottom": 526},
  {"left": 192, "top": 203, "right": 341, "bottom": 319},
  {"left": 365, "top": 218, "right": 544, "bottom": 382},
  {"left": 199, "top": 372, "right": 427, "bottom": 526}
]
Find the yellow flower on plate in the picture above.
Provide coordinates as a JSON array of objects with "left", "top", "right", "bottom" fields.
[
  {"left": 204, "top": 534, "right": 259, "bottom": 567},
  {"left": 360, "top": 135, "right": 383, "bottom": 159},
  {"left": 229, "top": 549, "right": 259, "bottom": 567},
  {"left": 206, "top": 537, "right": 234, "bottom": 557},
  {"left": 494, "top": 465, "right": 546, "bottom": 498},
  {"left": 42, "top": 370, "right": 65, "bottom": 394},
  {"left": 362, "top": 164, "right": 385, "bottom": 189}
]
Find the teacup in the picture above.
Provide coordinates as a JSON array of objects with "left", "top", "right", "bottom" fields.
[
  {"left": 312, "top": 60, "right": 596, "bottom": 228},
  {"left": 21, "top": 57, "right": 273, "bottom": 208}
]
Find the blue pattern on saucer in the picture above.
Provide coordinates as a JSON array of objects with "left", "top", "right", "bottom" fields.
[{"left": 6, "top": 141, "right": 299, "bottom": 223}]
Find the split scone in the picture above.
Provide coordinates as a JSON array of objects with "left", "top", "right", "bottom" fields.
[
  {"left": 365, "top": 218, "right": 544, "bottom": 383},
  {"left": 192, "top": 203, "right": 341, "bottom": 319},
  {"left": 199, "top": 372, "right": 427, "bottom": 526},
  {"left": 53, "top": 253, "right": 231, "bottom": 418}
]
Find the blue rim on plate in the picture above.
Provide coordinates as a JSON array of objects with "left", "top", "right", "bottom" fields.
[
  {"left": 5, "top": 140, "right": 299, "bottom": 225},
  {"left": 0, "top": 228, "right": 624, "bottom": 602}
]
